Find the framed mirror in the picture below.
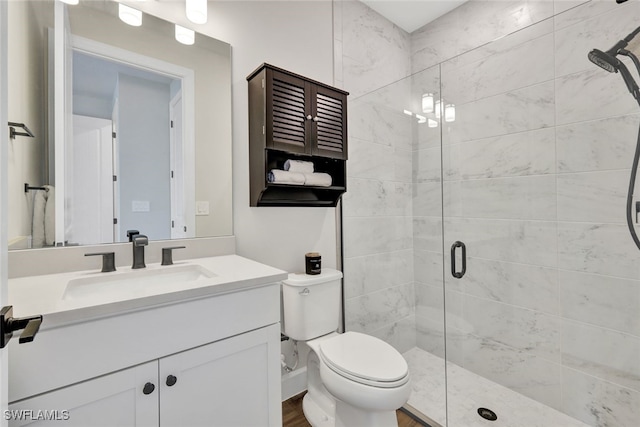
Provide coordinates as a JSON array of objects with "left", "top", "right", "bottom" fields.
[{"left": 7, "top": 0, "right": 232, "bottom": 250}]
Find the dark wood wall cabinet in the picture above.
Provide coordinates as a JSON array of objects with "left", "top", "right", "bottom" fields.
[{"left": 247, "top": 63, "right": 348, "bottom": 207}]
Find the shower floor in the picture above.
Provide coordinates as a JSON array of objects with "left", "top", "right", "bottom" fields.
[{"left": 403, "top": 348, "right": 589, "bottom": 427}]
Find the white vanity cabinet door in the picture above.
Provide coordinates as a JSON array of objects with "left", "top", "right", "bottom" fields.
[
  {"left": 159, "top": 323, "right": 282, "bottom": 427},
  {"left": 8, "top": 362, "right": 158, "bottom": 427}
]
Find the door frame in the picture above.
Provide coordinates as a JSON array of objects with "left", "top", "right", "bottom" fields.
[
  {"left": 69, "top": 35, "right": 196, "bottom": 244},
  {"left": 0, "top": 0, "right": 9, "bottom": 421}
]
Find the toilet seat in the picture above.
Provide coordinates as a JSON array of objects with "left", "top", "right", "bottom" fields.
[{"left": 318, "top": 332, "right": 409, "bottom": 388}]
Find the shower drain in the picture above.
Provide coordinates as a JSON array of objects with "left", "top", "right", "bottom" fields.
[{"left": 477, "top": 408, "right": 498, "bottom": 421}]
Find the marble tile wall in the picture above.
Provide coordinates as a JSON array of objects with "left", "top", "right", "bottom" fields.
[
  {"left": 339, "top": 0, "right": 416, "bottom": 353},
  {"left": 339, "top": 0, "right": 640, "bottom": 425},
  {"left": 423, "top": 1, "right": 640, "bottom": 425}
]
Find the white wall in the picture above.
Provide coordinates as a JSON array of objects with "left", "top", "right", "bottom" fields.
[
  {"left": 127, "top": 0, "right": 337, "bottom": 273},
  {"left": 7, "top": 1, "right": 51, "bottom": 247}
]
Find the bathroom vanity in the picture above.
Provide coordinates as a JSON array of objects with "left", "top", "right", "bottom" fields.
[{"left": 7, "top": 255, "right": 286, "bottom": 426}]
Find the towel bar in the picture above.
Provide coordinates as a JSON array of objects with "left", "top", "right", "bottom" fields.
[
  {"left": 24, "top": 183, "right": 47, "bottom": 193},
  {"left": 8, "top": 122, "right": 35, "bottom": 139}
]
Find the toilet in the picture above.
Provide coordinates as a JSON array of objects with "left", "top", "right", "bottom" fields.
[{"left": 282, "top": 268, "right": 411, "bottom": 427}]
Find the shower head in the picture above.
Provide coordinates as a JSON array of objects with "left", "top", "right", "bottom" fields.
[
  {"left": 588, "top": 48, "right": 621, "bottom": 73},
  {"left": 588, "top": 26, "right": 640, "bottom": 101}
]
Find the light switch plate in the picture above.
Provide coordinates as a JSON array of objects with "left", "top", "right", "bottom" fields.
[
  {"left": 196, "top": 201, "right": 210, "bottom": 216},
  {"left": 132, "top": 201, "right": 150, "bottom": 212}
]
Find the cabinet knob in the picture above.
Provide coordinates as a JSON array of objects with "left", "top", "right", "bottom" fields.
[
  {"left": 142, "top": 382, "right": 155, "bottom": 395},
  {"left": 313, "top": 116, "right": 319, "bottom": 122},
  {"left": 306, "top": 115, "right": 313, "bottom": 120},
  {"left": 166, "top": 375, "right": 177, "bottom": 387}
]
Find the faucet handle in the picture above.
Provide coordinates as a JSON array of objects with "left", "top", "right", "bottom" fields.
[
  {"left": 133, "top": 235, "right": 148, "bottom": 246},
  {"left": 127, "top": 230, "right": 140, "bottom": 242},
  {"left": 161, "top": 246, "right": 186, "bottom": 266},
  {"left": 85, "top": 252, "right": 116, "bottom": 273}
]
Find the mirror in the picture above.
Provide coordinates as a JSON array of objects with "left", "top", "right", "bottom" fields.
[{"left": 7, "top": 0, "right": 232, "bottom": 250}]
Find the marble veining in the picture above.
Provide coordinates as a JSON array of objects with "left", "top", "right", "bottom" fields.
[
  {"left": 404, "top": 347, "right": 588, "bottom": 427},
  {"left": 343, "top": 249, "right": 413, "bottom": 300},
  {"left": 554, "top": 0, "right": 640, "bottom": 78},
  {"left": 555, "top": 67, "right": 639, "bottom": 126},
  {"left": 557, "top": 222, "right": 640, "bottom": 279},
  {"left": 345, "top": 282, "right": 415, "bottom": 334},
  {"left": 558, "top": 269, "right": 640, "bottom": 337},
  {"left": 556, "top": 114, "right": 640, "bottom": 173},
  {"left": 557, "top": 170, "right": 628, "bottom": 224},
  {"left": 441, "top": 33, "right": 554, "bottom": 106},
  {"left": 562, "top": 367, "right": 640, "bottom": 426},
  {"left": 457, "top": 127, "right": 556, "bottom": 179},
  {"left": 443, "top": 81, "right": 556, "bottom": 145},
  {"left": 461, "top": 257, "right": 559, "bottom": 315}
]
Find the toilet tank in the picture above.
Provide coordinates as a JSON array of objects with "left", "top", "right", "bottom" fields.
[{"left": 281, "top": 268, "right": 343, "bottom": 341}]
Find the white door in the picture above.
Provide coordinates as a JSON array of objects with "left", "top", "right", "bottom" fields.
[
  {"left": 69, "top": 115, "right": 113, "bottom": 245},
  {"left": 0, "top": 0, "right": 9, "bottom": 423},
  {"left": 159, "top": 324, "right": 282, "bottom": 427},
  {"left": 8, "top": 362, "right": 158, "bottom": 427},
  {"left": 169, "top": 91, "right": 187, "bottom": 239}
]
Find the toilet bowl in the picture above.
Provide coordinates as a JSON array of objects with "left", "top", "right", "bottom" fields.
[
  {"left": 281, "top": 269, "right": 411, "bottom": 427},
  {"left": 303, "top": 332, "right": 411, "bottom": 426}
]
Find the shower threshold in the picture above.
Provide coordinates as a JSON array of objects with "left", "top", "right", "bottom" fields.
[{"left": 402, "top": 348, "right": 589, "bottom": 427}]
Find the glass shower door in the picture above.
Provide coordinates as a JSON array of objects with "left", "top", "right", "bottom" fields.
[
  {"left": 439, "top": 18, "right": 572, "bottom": 426},
  {"left": 439, "top": 8, "right": 640, "bottom": 426},
  {"left": 407, "top": 64, "right": 447, "bottom": 426}
]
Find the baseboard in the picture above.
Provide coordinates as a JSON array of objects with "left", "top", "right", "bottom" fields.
[{"left": 281, "top": 366, "right": 307, "bottom": 401}]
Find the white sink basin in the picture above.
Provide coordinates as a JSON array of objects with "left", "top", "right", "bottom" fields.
[{"left": 63, "top": 264, "right": 217, "bottom": 301}]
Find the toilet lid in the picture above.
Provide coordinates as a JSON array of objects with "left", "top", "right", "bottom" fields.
[{"left": 319, "top": 332, "right": 408, "bottom": 384}]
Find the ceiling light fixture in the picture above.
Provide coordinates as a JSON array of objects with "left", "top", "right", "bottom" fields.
[
  {"left": 416, "top": 114, "right": 427, "bottom": 124},
  {"left": 422, "top": 93, "right": 434, "bottom": 113},
  {"left": 60, "top": 0, "right": 79, "bottom": 5},
  {"left": 445, "top": 104, "right": 456, "bottom": 122},
  {"left": 186, "top": 0, "right": 207, "bottom": 24},
  {"left": 119, "top": 4, "right": 142, "bottom": 27},
  {"left": 175, "top": 25, "right": 195, "bottom": 45},
  {"left": 434, "top": 100, "right": 441, "bottom": 119},
  {"left": 428, "top": 119, "right": 438, "bottom": 128}
]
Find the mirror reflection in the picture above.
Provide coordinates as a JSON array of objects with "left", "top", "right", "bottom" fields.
[{"left": 7, "top": 0, "right": 233, "bottom": 250}]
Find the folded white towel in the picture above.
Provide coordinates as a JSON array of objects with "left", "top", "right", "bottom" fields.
[
  {"left": 268, "top": 169, "right": 305, "bottom": 185},
  {"left": 43, "top": 185, "right": 55, "bottom": 246},
  {"left": 303, "top": 172, "right": 332, "bottom": 187},
  {"left": 284, "top": 159, "right": 314, "bottom": 174}
]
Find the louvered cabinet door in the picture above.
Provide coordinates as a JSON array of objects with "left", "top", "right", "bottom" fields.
[
  {"left": 266, "top": 69, "right": 311, "bottom": 155},
  {"left": 311, "top": 85, "right": 348, "bottom": 160}
]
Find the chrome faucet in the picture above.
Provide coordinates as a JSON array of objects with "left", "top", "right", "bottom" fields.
[{"left": 127, "top": 230, "right": 148, "bottom": 269}]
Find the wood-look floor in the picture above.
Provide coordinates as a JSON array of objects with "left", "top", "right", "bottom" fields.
[{"left": 282, "top": 393, "right": 424, "bottom": 427}]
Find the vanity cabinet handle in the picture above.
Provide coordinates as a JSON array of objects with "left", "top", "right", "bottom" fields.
[
  {"left": 166, "top": 375, "right": 177, "bottom": 387},
  {"left": 142, "top": 382, "right": 155, "bottom": 395}
]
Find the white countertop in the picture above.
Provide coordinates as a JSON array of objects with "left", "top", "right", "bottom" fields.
[{"left": 9, "top": 255, "right": 287, "bottom": 329}]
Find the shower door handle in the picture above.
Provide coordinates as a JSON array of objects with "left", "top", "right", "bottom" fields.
[{"left": 451, "top": 241, "right": 466, "bottom": 279}]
